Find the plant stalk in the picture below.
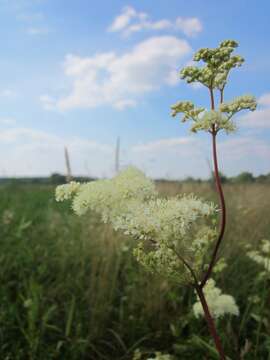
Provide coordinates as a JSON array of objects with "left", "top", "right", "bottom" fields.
[
  {"left": 201, "top": 130, "right": 226, "bottom": 287},
  {"left": 195, "top": 284, "right": 226, "bottom": 360}
]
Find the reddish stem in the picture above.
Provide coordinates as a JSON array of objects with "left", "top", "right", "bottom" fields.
[
  {"left": 200, "top": 130, "right": 226, "bottom": 288},
  {"left": 195, "top": 284, "right": 226, "bottom": 360},
  {"left": 210, "top": 88, "right": 215, "bottom": 110},
  {"left": 220, "top": 89, "right": 224, "bottom": 104}
]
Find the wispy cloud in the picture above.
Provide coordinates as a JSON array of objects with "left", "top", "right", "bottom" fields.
[
  {"left": 132, "top": 137, "right": 196, "bottom": 153},
  {"left": 27, "top": 26, "right": 50, "bottom": 35},
  {"left": 129, "top": 134, "right": 270, "bottom": 178},
  {"left": 0, "top": 118, "right": 16, "bottom": 126},
  {"left": 13, "top": 2, "right": 50, "bottom": 36},
  {"left": 240, "top": 92, "right": 270, "bottom": 128},
  {"left": 108, "top": 5, "right": 202, "bottom": 37},
  {"left": 0, "top": 89, "right": 17, "bottom": 98},
  {"left": 41, "top": 36, "right": 191, "bottom": 111},
  {"left": 0, "top": 127, "right": 114, "bottom": 177},
  {"left": 0, "top": 126, "right": 268, "bottom": 178},
  {"left": 17, "top": 11, "right": 44, "bottom": 22}
]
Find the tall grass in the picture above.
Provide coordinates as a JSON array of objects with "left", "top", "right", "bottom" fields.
[{"left": 0, "top": 182, "right": 269, "bottom": 359}]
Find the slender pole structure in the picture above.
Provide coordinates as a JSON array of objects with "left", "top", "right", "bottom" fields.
[{"left": 64, "top": 146, "right": 72, "bottom": 183}]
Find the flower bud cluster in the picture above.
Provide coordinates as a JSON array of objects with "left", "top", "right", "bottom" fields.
[
  {"left": 193, "top": 279, "right": 239, "bottom": 319},
  {"left": 171, "top": 95, "right": 257, "bottom": 133},
  {"left": 190, "top": 110, "right": 236, "bottom": 133},
  {"left": 171, "top": 101, "right": 205, "bottom": 122},
  {"left": 180, "top": 39, "right": 244, "bottom": 89},
  {"left": 55, "top": 181, "right": 81, "bottom": 202},
  {"left": 220, "top": 95, "right": 257, "bottom": 116},
  {"left": 180, "top": 66, "right": 214, "bottom": 87}
]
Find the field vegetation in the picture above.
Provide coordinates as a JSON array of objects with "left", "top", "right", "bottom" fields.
[{"left": 0, "top": 181, "right": 269, "bottom": 359}]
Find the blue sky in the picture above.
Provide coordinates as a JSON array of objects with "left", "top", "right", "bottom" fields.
[{"left": 0, "top": 0, "right": 269, "bottom": 178}]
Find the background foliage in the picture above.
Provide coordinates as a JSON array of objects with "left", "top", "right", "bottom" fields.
[{"left": 0, "top": 181, "right": 269, "bottom": 359}]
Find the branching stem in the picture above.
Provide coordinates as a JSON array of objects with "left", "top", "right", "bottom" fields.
[
  {"left": 194, "top": 86, "right": 227, "bottom": 359},
  {"left": 210, "top": 87, "right": 215, "bottom": 110},
  {"left": 200, "top": 86, "right": 227, "bottom": 288}
]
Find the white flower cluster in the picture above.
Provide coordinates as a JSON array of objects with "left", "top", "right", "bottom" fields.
[
  {"left": 55, "top": 167, "right": 217, "bottom": 284},
  {"left": 247, "top": 239, "right": 270, "bottom": 274},
  {"left": 55, "top": 181, "right": 81, "bottom": 202},
  {"left": 56, "top": 167, "right": 157, "bottom": 220},
  {"left": 191, "top": 110, "right": 236, "bottom": 133},
  {"left": 133, "top": 350, "right": 173, "bottom": 360},
  {"left": 147, "top": 353, "right": 173, "bottom": 360},
  {"left": 193, "top": 279, "right": 239, "bottom": 319},
  {"left": 113, "top": 196, "right": 215, "bottom": 242}
]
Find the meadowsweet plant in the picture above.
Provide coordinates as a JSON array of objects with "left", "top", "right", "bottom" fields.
[
  {"left": 170, "top": 39, "right": 257, "bottom": 359},
  {"left": 56, "top": 168, "right": 217, "bottom": 285},
  {"left": 133, "top": 349, "right": 173, "bottom": 360},
  {"left": 193, "top": 279, "right": 239, "bottom": 319},
  {"left": 56, "top": 40, "right": 257, "bottom": 359}
]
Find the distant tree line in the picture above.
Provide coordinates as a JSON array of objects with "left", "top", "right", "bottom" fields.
[
  {"left": 0, "top": 173, "right": 95, "bottom": 186},
  {"left": 184, "top": 171, "right": 270, "bottom": 184},
  {"left": 0, "top": 171, "right": 270, "bottom": 185}
]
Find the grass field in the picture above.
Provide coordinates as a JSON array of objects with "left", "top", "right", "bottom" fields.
[{"left": 0, "top": 182, "right": 269, "bottom": 359}]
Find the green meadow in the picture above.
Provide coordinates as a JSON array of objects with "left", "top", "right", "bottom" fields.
[{"left": 0, "top": 182, "right": 269, "bottom": 359}]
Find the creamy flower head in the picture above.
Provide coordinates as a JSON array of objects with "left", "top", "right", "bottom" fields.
[
  {"left": 147, "top": 353, "right": 173, "bottom": 360},
  {"left": 248, "top": 239, "right": 270, "bottom": 274},
  {"left": 55, "top": 167, "right": 217, "bottom": 284},
  {"left": 133, "top": 350, "right": 173, "bottom": 360},
  {"left": 193, "top": 279, "right": 239, "bottom": 319},
  {"left": 55, "top": 167, "right": 156, "bottom": 218},
  {"left": 55, "top": 181, "right": 81, "bottom": 202}
]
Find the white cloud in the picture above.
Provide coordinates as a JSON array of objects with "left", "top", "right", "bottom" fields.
[
  {"left": 0, "top": 89, "right": 16, "bottom": 98},
  {"left": 43, "top": 36, "right": 191, "bottom": 111},
  {"left": 220, "top": 136, "right": 270, "bottom": 159},
  {"left": 40, "top": 36, "right": 191, "bottom": 110},
  {"left": 0, "top": 127, "right": 114, "bottom": 177},
  {"left": 218, "top": 136, "right": 270, "bottom": 176},
  {"left": 258, "top": 93, "right": 270, "bottom": 106},
  {"left": 240, "top": 92, "right": 270, "bottom": 128},
  {"left": 17, "top": 12, "right": 44, "bottom": 22},
  {"left": 40, "top": 95, "right": 55, "bottom": 110},
  {"left": 108, "top": 6, "right": 202, "bottom": 37},
  {"left": 129, "top": 134, "right": 270, "bottom": 179},
  {"left": 0, "top": 118, "right": 16, "bottom": 126},
  {"left": 130, "top": 136, "right": 207, "bottom": 179},
  {"left": 240, "top": 108, "right": 270, "bottom": 128},
  {"left": 0, "top": 128, "right": 269, "bottom": 178},
  {"left": 108, "top": 5, "right": 140, "bottom": 32},
  {"left": 27, "top": 26, "right": 50, "bottom": 35},
  {"left": 175, "top": 17, "right": 202, "bottom": 37},
  {"left": 132, "top": 137, "right": 196, "bottom": 153}
]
